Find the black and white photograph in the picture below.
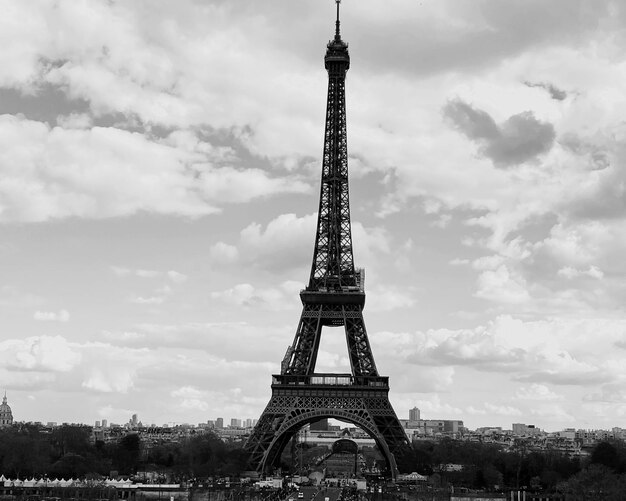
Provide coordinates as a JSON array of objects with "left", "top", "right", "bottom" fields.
[{"left": 1, "top": 0, "right": 626, "bottom": 498}]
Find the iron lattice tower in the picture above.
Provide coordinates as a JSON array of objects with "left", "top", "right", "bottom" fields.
[{"left": 245, "top": 1, "right": 411, "bottom": 477}]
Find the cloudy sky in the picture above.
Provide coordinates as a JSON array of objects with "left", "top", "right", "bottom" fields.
[{"left": 2, "top": 0, "right": 626, "bottom": 432}]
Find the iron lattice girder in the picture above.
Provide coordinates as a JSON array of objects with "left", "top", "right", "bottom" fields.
[
  {"left": 310, "top": 69, "right": 355, "bottom": 289},
  {"left": 283, "top": 300, "right": 377, "bottom": 377},
  {"left": 243, "top": 385, "right": 412, "bottom": 476}
]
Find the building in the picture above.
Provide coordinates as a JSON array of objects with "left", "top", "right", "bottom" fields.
[
  {"left": 216, "top": 417, "right": 224, "bottom": 429},
  {"left": 575, "top": 428, "right": 614, "bottom": 446},
  {"left": 0, "top": 393, "right": 13, "bottom": 427},
  {"left": 401, "top": 419, "right": 464, "bottom": 437},
  {"left": 409, "top": 407, "right": 420, "bottom": 422},
  {"left": 230, "top": 418, "right": 242, "bottom": 428},
  {"left": 310, "top": 419, "right": 329, "bottom": 431},
  {"left": 512, "top": 423, "right": 542, "bottom": 436},
  {"left": 558, "top": 428, "right": 576, "bottom": 440}
]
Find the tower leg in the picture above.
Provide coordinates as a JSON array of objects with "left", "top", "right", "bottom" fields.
[{"left": 343, "top": 306, "right": 377, "bottom": 376}]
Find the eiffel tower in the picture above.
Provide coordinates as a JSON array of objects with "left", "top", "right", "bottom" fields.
[{"left": 245, "top": 0, "right": 411, "bottom": 478}]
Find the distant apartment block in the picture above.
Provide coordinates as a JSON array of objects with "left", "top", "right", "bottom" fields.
[
  {"left": 401, "top": 418, "right": 464, "bottom": 438},
  {"left": 512, "top": 423, "right": 542, "bottom": 436}
]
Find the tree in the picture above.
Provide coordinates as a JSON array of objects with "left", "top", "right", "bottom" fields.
[
  {"left": 590, "top": 442, "right": 620, "bottom": 471},
  {"left": 113, "top": 433, "right": 141, "bottom": 475},
  {"left": 50, "top": 425, "right": 92, "bottom": 458},
  {"left": 558, "top": 464, "right": 626, "bottom": 499},
  {"left": 0, "top": 426, "right": 51, "bottom": 477},
  {"left": 50, "top": 452, "right": 91, "bottom": 479}
]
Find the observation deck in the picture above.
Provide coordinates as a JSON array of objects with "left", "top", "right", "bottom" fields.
[
  {"left": 325, "top": 38, "right": 349, "bottom": 67},
  {"left": 272, "top": 373, "right": 388, "bottom": 388},
  {"left": 300, "top": 288, "right": 365, "bottom": 306}
]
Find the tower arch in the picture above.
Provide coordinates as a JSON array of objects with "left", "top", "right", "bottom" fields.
[{"left": 260, "top": 408, "right": 398, "bottom": 475}]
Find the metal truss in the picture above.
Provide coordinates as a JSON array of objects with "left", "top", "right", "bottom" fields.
[
  {"left": 283, "top": 303, "right": 377, "bottom": 377},
  {"left": 309, "top": 32, "right": 356, "bottom": 291}
]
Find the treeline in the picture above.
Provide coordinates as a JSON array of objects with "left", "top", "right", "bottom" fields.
[
  {"left": 3, "top": 424, "right": 626, "bottom": 496},
  {"left": 0, "top": 424, "right": 246, "bottom": 480},
  {"left": 399, "top": 437, "right": 626, "bottom": 494}
]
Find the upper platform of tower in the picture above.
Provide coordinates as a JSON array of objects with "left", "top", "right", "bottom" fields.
[{"left": 325, "top": 0, "right": 350, "bottom": 70}]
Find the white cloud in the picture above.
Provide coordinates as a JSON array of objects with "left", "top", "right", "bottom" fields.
[
  {"left": 102, "top": 331, "right": 145, "bottom": 342},
  {"left": 111, "top": 266, "right": 132, "bottom": 277},
  {"left": 483, "top": 403, "right": 523, "bottom": 417},
  {"left": 395, "top": 366, "right": 456, "bottom": 394},
  {"left": 475, "top": 265, "right": 530, "bottom": 304},
  {"left": 199, "top": 166, "right": 310, "bottom": 204},
  {"left": 130, "top": 295, "right": 164, "bottom": 305},
  {"left": 557, "top": 265, "right": 604, "bottom": 280},
  {"left": 0, "top": 286, "right": 43, "bottom": 309},
  {"left": 78, "top": 342, "right": 155, "bottom": 395},
  {"left": 136, "top": 269, "right": 160, "bottom": 279},
  {"left": 583, "top": 385, "right": 626, "bottom": 404},
  {"left": 82, "top": 369, "right": 136, "bottom": 394},
  {"left": 515, "top": 384, "right": 564, "bottom": 401},
  {"left": 210, "top": 213, "right": 316, "bottom": 271},
  {"left": 112, "top": 266, "right": 188, "bottom": 282},
  {"left": 167, "top": 270, "right": 188, "bottom": 283},
  {"left": 171, "top": 386, "right": 209, "bottom": 412},
  {"left": 210, "top": 283, "right": 256, "bottom": 306},
  {"left": 210, "top": 281, "right": 303, "bottom": 311},
  {"left": 472, "top": 255, "right": 506, "bottom": 271},
  {"left": 393, "top": 316, "right": 626, "bottom": 392},
  {"left": 209, "top": 242, "right": 239, "bottom": 264},
  {"left": 56, "top": 113, "right": 92, "bottom": 129},
  {"left": 0, "top": 335, "right": 81, "bottom": 372},
  {"left": 0, "top": 369, "right": 57, "bottom": 390},
  {"left": 367, "top": 286, "right": 416, "bottom": 312},
  {"left": 0, "top": 115, "right": 309, "bottom": 222},
  {"left": 449, "top": 258, "right": 470, "bottom": 266},
  {"left": 528, "top": 404, "right": 575, "bottom": 423},
  {"left": 0, "top": 117, "right": 214, "bottom": 221},
  {"left": 34, "top": 309, "right": 70, "bottom": 322}
]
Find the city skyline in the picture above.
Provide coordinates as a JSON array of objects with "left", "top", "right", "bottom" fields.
[
  {"left": 11, "top": 401, "right": 626, "bottom": 438},
  {"left": 2, "top": 0, "right": 626, "bottom": 431}
]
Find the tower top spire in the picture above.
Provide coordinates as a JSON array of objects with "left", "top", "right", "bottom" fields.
[{"left": 335, "top": 0, "right": 342, "bottom": 41}]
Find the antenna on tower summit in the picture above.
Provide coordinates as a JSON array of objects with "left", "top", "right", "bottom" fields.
[{"left": 335, "top": 0, "right": 342, "bottom": 40}]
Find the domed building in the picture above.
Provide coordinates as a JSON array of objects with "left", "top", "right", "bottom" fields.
[{"left": 0, "top": 393, "right": 13, "bottom": 427}]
